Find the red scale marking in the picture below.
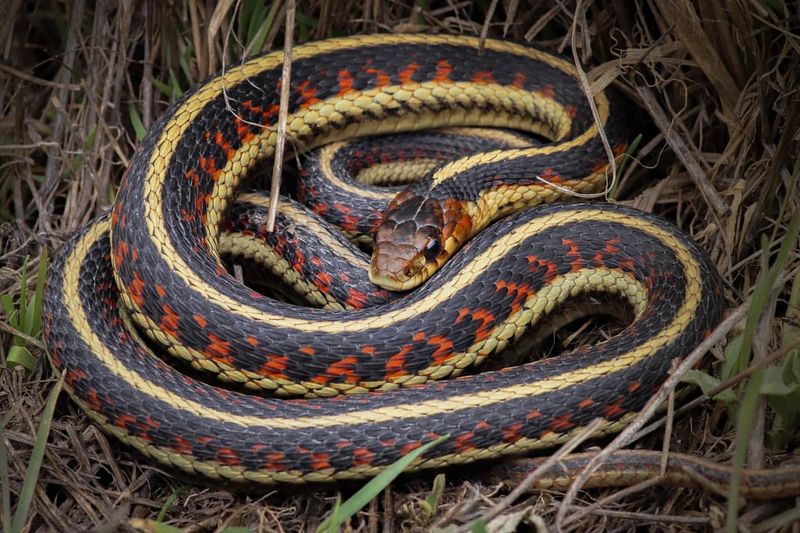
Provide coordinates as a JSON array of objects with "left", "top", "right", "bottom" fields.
[
  {"left": 337, "top": 69, "right": 354, "bottom": 96},
  {"left": 527, "top": 255, "right": 559, "bottom": 283},
  {"left": 345, "top": 288, "right": 367, "bottom": 310},
  {"left": 385, "top": 344, "right": 412, "bottom": 379},
  {"left": 155, "top": 284, "right": 166, "bottom": 298},
  {"left": 494, "top": 280, "right": 534, "bottom": 314},
  {"left": 434, "top": 59, "right": 453, "bottom": 82},
  {"left": 364, "top": 67, "right": 390, "bottom": 87},
  {"left": 159, "top": 303, "right": 180, "bottom": 338},
  {"left": 428, "top": 335, "right": 454, "bottom": 366},
  {"left": 398, "top": 62, "right": 419, "bottom": 84},
  {"left": 86, "top": 389, "right": 102, "bottom": 411},
  {"left": 578, "top": 398, "right": 594, "bottom": 409},
  {"left": 471, "top": 70, "right": 495, "bottom": 83},
  {"left": 246, "top": 336, "right": 259, "bottom": 347},
  {"left": 456, "top": 308, "right": 495, "bottom": 342},
  {"left": 353, "top": 447, "right": 374, "bottom": 467},
  {"left": 204, "top": 333, "right": 233, "bottom": 365},
  {"left": 549, "top": 414, "right": 575, "bottom": 432},
  {"left": 114, "top": 413, "right": 135, "bottom": 430},
  {"left": 503, "top": 423, "right": 523, "bottom": 443},
  {"left": 512, "top": 71, "right": 527, "bottom": 88},
  {"left": 401, "top": 441, "right": 421, "bottom": 456},
  {"left": 561, "top": 238, "right": 585, "bottom": 272},
  {"left": 320, "top": 356, "right": 360, "bottom": 384},
  {"left": 292, "top": 249, "right": 305, "bottom": 272},
  {"left": 172, "top": 436, "right": 193, "bottom": 455},
  {"left": 112, "top": 240, "right": 129, "bottom": 269},
  {"left": 128, "top": 271, "right": 146, "bottom": 307},
  {"left": 314, "top": 271, "right": 333, "bottom": 294},
  {"left": 627, "top": 381, "right": 641, "bottom": 393},
  {"left": 216, "top": 447, "right": 241, "bottom": 466},
  {"left": 265, "top": 452, "right": 286, "bottom": 472},
  {"left": 198, "top": 156, "right": 222, "bottom": 182},
  {"left": 65, "top": 369, "right": 87, "bottom": 387},
  {"left": 526, "top": 409, "right": 542, "bottom": 420},
  {"left": 537, "top": 84, "right": 556, "bottom": 99},
  {"left": 454, "top": 432, "right": 476, "bottom": 452},
  {"left": 540, "top": 167, "right": 564, "bottom": 184},
  {"left": 312, "top": 453, "right": 331, "bottom": 471},
  {"left": 299, "top": 346, "right": 316, "bottom": 356},
  {"left": 234, "top": 117, "right": 254, "bottom": 144},
  {"left": 258, "top": 355, "right": 289, "bottom": 380},
  {"left": 602, "top": 398, "right": 626, "bottom": 419},
  {"left": 296, "top": 80, "right": 322, "bottom": 108},
  {"left": 564, "top": 104, "right": 578, "bottom": 119},
  {"left": 193, "top": 314, "right": 208, "bottom": 328}
]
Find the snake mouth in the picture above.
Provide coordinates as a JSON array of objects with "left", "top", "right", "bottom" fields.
[{"left": 370, "top": 191, "right": 473, "bottom": 291}]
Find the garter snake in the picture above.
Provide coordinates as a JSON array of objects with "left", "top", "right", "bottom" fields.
[{"left": 42, "top": 33, "right": 787, "bottom": 494}]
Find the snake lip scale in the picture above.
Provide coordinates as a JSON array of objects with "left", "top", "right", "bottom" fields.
[{"left": 41, "top": 33, "right": 736, "bottom": 488}]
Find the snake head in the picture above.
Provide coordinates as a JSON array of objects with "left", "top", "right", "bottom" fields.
[{"left": 370, "top": 191, "right": 473, "bottom": 291}]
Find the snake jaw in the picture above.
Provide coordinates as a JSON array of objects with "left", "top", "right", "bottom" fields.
[{"left": 370, "top": 192, "right": 472, "bottom": 291}]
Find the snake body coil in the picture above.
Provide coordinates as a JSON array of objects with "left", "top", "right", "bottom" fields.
[{"left": 43, "top": 35, "right": 729, "bottom": 485}]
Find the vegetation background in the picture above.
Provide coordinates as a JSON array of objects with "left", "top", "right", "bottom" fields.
[{"left": 1, "top": 0, "right": 799, "bottom": 531}]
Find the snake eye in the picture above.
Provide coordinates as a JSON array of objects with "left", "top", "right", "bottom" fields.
[{"left": 423, "top": 238, "right": 441, "bottom": 262}]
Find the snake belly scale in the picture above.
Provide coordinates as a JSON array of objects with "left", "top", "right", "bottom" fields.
[{"left": 43, "top": 34, "right": 726, "bottom": 484}]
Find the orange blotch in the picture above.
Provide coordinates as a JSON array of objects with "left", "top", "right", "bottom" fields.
[
  {"left": 561, "top": 238, "right": 585, "bottom": 272},
  {"left": 428, "top": 335, "right": 454, "bottom": 366},
  {"left": 159, "top": 303, "right": 180, "bottom": 338},
  {"left": 258, "top": 354, "right": 289, "bottom": 380},
  {"left": 345, "top": 288, "right": 367, "bottom": 309},
  {"left": 627, "top": 381, "right": 641, "bottom": 393},
  {"left": 398, "top": 62, "right": 419, "bottom": 84},
  {"left": 527, "top": 255, "right": 559, "bottom": 283},
  {"left": 603, "top": 398, "right": 626, "bottom": 419},
  {"left": 353, "top": 447, "right": 374, "bottom": 467},
  {"left": 385, "top": 344, "right": 412, "bottom": 379},
  {"left": 312, "top": 453, "right": 331, "bottom": 471},
  {"left": 216, "top": 447, "right": 241, "bottom": 466},
  {"left": 454, "top": 432, "right": 476, "bottom": 452},
  {"left": 365, "top": 67, "right": 390, "bottom": 87},
  {"left": 265, "top": 452, "right": 285, "bottom": 471},
  {"left": 434, "top": 59, "right": 453, "bottom": 82},
  {"left": 114, "top": 414, "right": 136, "bottom": 430},
  {"left": 128, "top": 271, "right": 146, "bottom": 307},
  {"left": 471, "top": 70, "right": 495, "bottom": 83},
  {"left": 578, "top": 398, "right": 594, "bottom": 409},
  {"left": 549, "top": 414, "right": 575, "bottom": 432},
  {"left": 503, "top": 423, "right": 523, "bottom": 443},
  {"left": 86, "top": 389, "right": 102, "bottom": 411},
  {"left": 155, "top": 284, "right": 166, "bottom": 298},
  {"left": 512, "top": 71, "right": 527, "bottom": 88},
  {"left": 314, "top": 271, "right": 333, "bottom": 294},
  {"left": 246, "top": 336, "right": 259, "bottom": 347},
  {"left": 172, "top": 436, "right": 193, "bottom": 455},
  {"left": 337, "top": 69, "right": 354, "bottom": 95},
  {"left": 324, "top": 356, "right": 360, "bottom": 384},
  {"left": 401, "top": 441, "right": 421, "bottom": 456},
  {"left": 299, "top": 346, "right": 316, "bottom": 356},
  {"left": 193, "top": 314, "right": 208, "bottom": 328},
  {"left": 537, "top": 84, "right": 556, "bottom": 99},
  {"left": 296, "top": 80, "right": 321, "bottom": 108},
  {"left": 204, "top": 333, "right": 232, "bottom": 365}
]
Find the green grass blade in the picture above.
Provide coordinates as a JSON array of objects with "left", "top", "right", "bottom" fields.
[
  {"left": 10, "top": 374, "right": 63, "bottom": 532},
  {"left": 1, "top": 411, "right": 14, "bottom": 533},
  {"left": 316, "top": 434, "right": 449, "bottom": 533},
  {"left": 129, "top": 105, "right": 147, "bottom": 141},
  {"left": 18, "top": 256, "right": 28, "bottom": 334}
]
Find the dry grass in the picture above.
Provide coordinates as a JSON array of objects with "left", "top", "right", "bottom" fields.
[{"left": 1, "top": 1, "right": 799, "bottom": 531}]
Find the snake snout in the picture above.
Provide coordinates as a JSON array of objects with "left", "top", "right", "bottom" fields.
[{"left": 370, "top": 191, "right": 445, "bottom": 291}]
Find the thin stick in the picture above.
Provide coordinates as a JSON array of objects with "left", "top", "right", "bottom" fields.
[
  {"left": 265, "top": 0, "right": 296, "bottom": 232},
  {"left": 453, "top": 419, "right": 604, "bottom": 533},
  {"left": 555, "top": 299, "right": 752, "bottom": 528}
]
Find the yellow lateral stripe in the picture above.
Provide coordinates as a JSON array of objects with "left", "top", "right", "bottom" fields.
[
  {"left": 65, "top": 219, "right": 699, "bottom": 430},
  {"left": 131, "top": 209, "right": 692, "bottom": 333},
  {"left": 234, "top": 192, "right": 369, "bottom": 267}
]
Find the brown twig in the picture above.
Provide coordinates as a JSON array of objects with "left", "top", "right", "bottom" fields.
[{"left": 265, "top": 0, "right": 296, "bottom": 232}]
